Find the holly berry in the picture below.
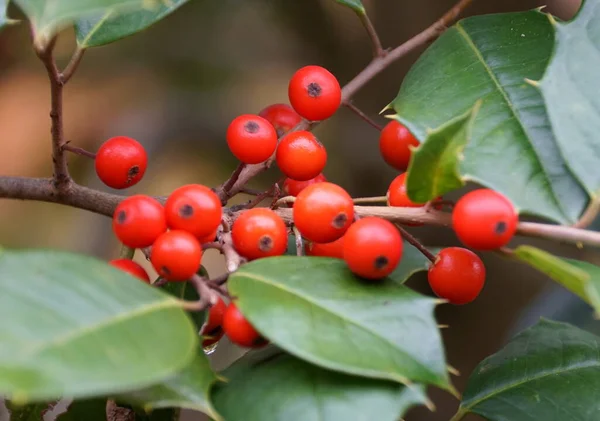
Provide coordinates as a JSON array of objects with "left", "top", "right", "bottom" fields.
[
  {"left": 259, "top": 103, "right": 302, "bottom": 137},
  {"left": 201, "top": 296, "right": 227, "bottom": 347},
  {"left": 165, "top": 184, "right": 222, "bottom": 239},
  {"left": 387, "top": 173, "right": 425, "bottom": 208},
  {"left": 113, "top": 195, "right": 167, "bottom": 248},
  {"left": 151, "top": 230, "right": 202, "bottom": 281},
  {"left": 198, "top": 228, "right": 219, "bottom": 244},
  {"left": 276, "top": 131, "right": 327, "bottom": 181},
  {"left": 223, "top": 302, "right": 265, "bottom": 348},
  {"left": 109, "top": 259, "right": 150, "bottom": 283},
  {"left": 293, "top": 182, "right": 354, "bottom": 243},
  {"left": 226, "top": 114, "right": 278, "bottom": 164},
  {"left": 305, "top": 234, "right": 345, "bottom": 259},
  {"left": 288, "top": 65, "right": 341, "bottom": 121},
  {"left": 232, "top": 208, "right": 287, "bottom": 260},
  {"left": 283, "top": 173, "right": 327, "bottom": 197},
  {"left": 428, "top": 247, "right": 486, "bottom": 305},
  {"left": 343, "top": 217, "right": 403, "bottom": 279},
  {"left": 379, "top": 121, "right": 420, "bottom": 171},
  {"left": 453, "top": 189, "right": 518, "bottom": 250},
  {"left": 95, "top": 136, "right": 147, "bottom": 189}
]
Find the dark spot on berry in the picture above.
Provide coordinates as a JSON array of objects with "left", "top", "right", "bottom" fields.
[
  {"left": 161, "top": 266, "right": 171, "bottom": 275},
  {"left": 117, "top": 210, "right": 127, "bottom": 224},
  {"left": 259, "top": 235, "right": 274, "bottom": 252},
  {"left": 179, "top": 204, "right": 194, "bottom": 219},
  {"left": 374, "top": 256, "right": 389, "bottom": 270},
  {"left": 126, "top": 165, "right": 139, "bottom": 184},
  {"left": 332, "top": 213, "right": 348, "bottom": 229},
  {"left": 307, "top": 82, "right": 322, "bottom": 98},
  {"left": 495, "top": 221, "right": 507, "bottom": 234},
  {"left": 244, "top": 121, "right": 260, "bottom": 134}
]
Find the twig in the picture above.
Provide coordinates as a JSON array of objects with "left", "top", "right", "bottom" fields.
[
  {"left": 344, "top": 102, "right": 384, "bottom": 131},
  {"left": 275, "top": 196, "right": 296, "bottom": 207},
  {"left": 573, "top": 197, "right": 600, "bottom": 229},
  {"left": 216, "top": 163, "right": 246, "bottom": 202},
  {"left": 60, "top": 47, "right": 85, "bottom": 84},
  {"left": 220, "top": 232, "right": 243, "bottom": 272},
  {"left": 180, "top": 274, "right": 219, "bottom": 312},
  {"left": 62, "top": 144, "right": 97, "bottom": 159},
  {"left": 119, "top": 245, "right": 135, "bottom": 259},
  {"left": 353, "top": 196, "right": 388, "bottom": 204},
  {"left": 517, "top": 222, "right": 600, "bottom": 248},
  {"left": 202, "top": 241, "right": 222, "bottom": 251},
  {"left": 395, "top": 224, "right": 436, "bottom": 263},
  {"left": 293, "top": 226, "right": 304, "bottom": 256},
  {"left": 357, "top": 11, "right": 386, "bottom": 58}
]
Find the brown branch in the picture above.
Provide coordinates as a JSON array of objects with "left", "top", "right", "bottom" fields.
[
  {"left": 180, "top": 274, "right": 219, "bottom": 312},
  {"left": 220, "top": 232, "right": 244, "bottom": 272},
  {"left": 357, "top": 11, "right": 386, "bottom": 58},
  {"left": 344, "top": 102, "right": 383, "bottom": 131},
  {"left": 60, "top": 47, "right": 85, "bottom": 84},
  {"left": 63, "top": 144, "right": 97, "bottom": 159},
  {"left": 395, "top": 224, "right": 436, "bottom": 263},
  {"left": 293, "top": 226, "right": 304, "bottom": 256},
  {"left": 517, "top": 222, "right": 600, "bottom": 248},
  {"left": 216, "top": 163, "right": 246, "bottom": 202}
]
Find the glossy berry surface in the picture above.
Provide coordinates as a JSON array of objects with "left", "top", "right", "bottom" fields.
[
  {"left": 109, "top": 259, "right": 150, "bottom": 283},
  {"left": 276, "top": 131, "right": 327, "bottom": 181},
  {"left": 283, "top": 173, "right": 327, "bottom": 197},
  {"left": 95, "top": 136, "right": 147, "bottom": 189},
  {"left": 293, "top": 182, "right": 354, "bottom": 243},
  {"left": 165, "top": 184, "right": 222, "bottom": 239},
  {"left": 428, "top": 247, "right": 486, "bottom": 305},
  {"left": 223, "top": 302, "right": 265, "bottom": 348},
  {"left": 453, "top": 189, "right": 518, "bottom": 250},
  {"left": 259, "top": 103, "right": 302, "bottom": 137},
  {"left": 379, "top": 121, "right": 420, "bottom": 171},
  {"left": 113, "top": 195, "right": 167, "bottom": 248},
  {"left": 288, "top": 65, "right": 341, "bottom": 121},
  {"left": 202, "top": 296, "right": 227, "bottom": 335},
  {"left": 151, "top": 230, "right": 202, "bottom": 281},
  {"left": 198, "top": 229, "right": 219, "bottom": 244},
  {"left": 305, "top": 234, "right": 345, "bottom": 259},
  {"left": 232, "top": 208, "right": 287, "bottom": 260},
  {"left": 226, "top": 114, "right": 278, "bottom": 164},
  {"left": 387, "top": 173, "right": 425, "bottom": 208},
  {"left": 343, "top": 217, "right": 403, "bottom": 279}
]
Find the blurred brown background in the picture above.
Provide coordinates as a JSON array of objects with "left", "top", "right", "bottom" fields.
[{"left": 0, "top": 0, "right": 595, "bottom": 420}]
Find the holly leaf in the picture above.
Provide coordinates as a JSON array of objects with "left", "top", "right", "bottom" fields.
[
  {"left": 539, "top": 0, "right": 600, "bottom": 197},
  {"left": 0, "top": 0, "right": 18, "bottom": 30},
  {"left": 6, "top": 401, "right": 57, "bottom": 420},
  {"left": 388, "top": 242, "right": 440, "bottom": 284},
  {"left": 334, "top": 0, "right": 365, "bottom": 14},
  {"left": 228, "top": 256, "right": 451, "bottom": 390},
  {"left": 455, "top": 319, "right": 600, "bottom": 421},
  {"left": 405, "top": 103, "right": 479, "bottom": 203},
  {"left": 0, "top": 249, "right": 198, "bottom": 401},
  {"left": 390, "top": 10, "right": 588, "bottom": 224},
  {"left": 57, "top": 399, "right": 107, "bottom": 421},
  {"left": 160, "top": 269, "right": 207, "bottom": 331},
  {"left": 514, "top": 246, "right": 600, "bottom": 315},
  {"left": 212, "top": 350, "right": 428, "bottom": 421},
  {"left": 75, "top": 0, "right": 190, "bottom": 48}
]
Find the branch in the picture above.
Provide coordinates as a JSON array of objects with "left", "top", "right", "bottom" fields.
[
  {"left": 180, "top": 274, "right": 219, "bottom": 312},
  {"left": 293, "top": 226, "right": 304, "bottom": 256},
  {"left": 574, "top": 197, "right": 600, "bottom": 229},
  {"left": 63, "top": 144, "right": 97, "bottom": 159},
  {"left": 344, "top": 102, "right": 383, "bottom": 131},
  {"left": 216, "top": 163, "right": 246, "bottom": 203},
  {"left": 60, "top": 47, "right": 85, "bottom": 84},
  {"left": 395, "top": 224, "right": 436, "bottom": 263},
  {"left": 357, "top": 11, "right": 385, "bottom": 58}
]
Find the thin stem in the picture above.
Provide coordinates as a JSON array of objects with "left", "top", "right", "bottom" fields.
[
  {"left": 119, "top": 245, "right": 135, "bottom": 260},
  {"left": 574, "top": 197, "right": 600, "bottom": 229},
  {"left": 60, "top": 47, "right": 85, "bottom": 84},
  {"left": 62, "top": 144, "right": 96, "bottom": 159},
  {"left": 395, "top": 224, "right": 436, "bottom": 263},
  {"left": 217, "top": 163, "right": 246, "bottom": 202},
  {"left": 357, "top": 11, "right": 385, "bottom": 58},
  {"left": 180, "top": 274, "right": 219, "bottom": 312},
  {"left": 344, "top": 102, "right": 383, "bottom": 131},
  {"left": 449, "top": 408, "right": 468, "bottom": 421},
  {"left": 517, "top": 222, "right": 600, "bottom": 248},
  {"left": 220, "top": 232, "right": 243, "bottom": 273},
  {"left": 353, "top": 196, "right": 388, "bottom": 204},
  {"left": 293, "top": 226, "right": 304, "bottom": 256}
]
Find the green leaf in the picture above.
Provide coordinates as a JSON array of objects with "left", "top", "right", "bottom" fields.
[
  {"left": 454, "top": 319, "right": 600, "bottom": 421},
  {"left": 75, "top": 0, "right": 189, "bottom": 48},
  {"left": 334, "top": 0, "right": 365, "bottom": 14},
  {"left": 121, "top": 347, "right": 221, "bottom": 421},
  {"left": 0, "top": 0, "right": 18, "bottom": 30},
  {"left": 161, "top": 273, "right": 206, "bottom": 331},
  {"left": 514, "top": 245, "right": 600, "bottom": 315},
  {"left": 6, "top": 401, "right": 57, "bottom": 420},
  {"left": 285, "top": 233, "right": 298, "bottom": 256},
  {"left": 228, "top": 256, "right": 451, "bottom": 390},
  {"left": 390, "top": 10, "right": 588, "bottom": 224},
  {"left": 389, "top": 242, "right": 440, "bottom": 284},
  {"left": 0, "top": 250, "right": 198, "bottom": 401},
  {"left": 539, "top": 0, "right": 600, "bottom": 197},
  {"left": 57, "top": 399, "right": 107, "bottom": 421},
  {"left": 14, "top": 0, "right": 157, "bottom": 39},
  {"left": 406, "top": 103, "right": 480, "bottom": 203},
  {"left": 212, "top": 350, "right": 428, "bottom": 421}
]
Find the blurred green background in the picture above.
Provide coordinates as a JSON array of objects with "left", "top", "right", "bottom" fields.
[{"left": 0, "top": 0, "right": 595, "bottom": 420}]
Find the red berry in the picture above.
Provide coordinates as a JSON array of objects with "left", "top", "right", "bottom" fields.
[
  {"left": 305, "top": 234, "right": 345, "bottom": 259},
  {"left": 151, "top": 230, "right": 202, "bottom": 281},
  {"left": 428, "top": 247, "right": 485, "bottom": 305},
  {"left": 387, "top": 173, "right": 424, "bottom": 208},
  {"left": 379, "top": 121, "right": 420, "bottom": 171},
  {"left": 223, "top": 302, "right": 265, "bottom": 348},
  {"left": 288, "top": 65, "right": 341, "bottom": 121},
  {"left": 276, "top": 131, "right": 327, "bottom": 181},
  {"left": 283, "top": 173, "right": 327, "bottom": 197},
  {"left": 198, "top": 228, "right": 219, "bottom": 244},
  {"left": 226, "top": 114, "right": 278, "bottom": 164},
  {"left": 165, "top": 184, "right": 222, "bottom": 239},
  {"left": 113, "top": 195, "right": 167, "bottom": 248},
  {"left": 259, "top": 103, "right": 302, "bottom": 137},
  {"left": 343, "top": 217, "right": 403, "bottom": 279},
  {"left": 293, "top": 182, "right": 354, "bottom": 243},
  {"left": 201, "top": 296, "right": 227, "bottom": 335},
  {"left": 453, "top": 189, "right": 518, "bottom": 250},
  {"left": 95, "top": 136, "right": 147, "bottom": 189},
  {"left": 232, "top": 208, "right": 287, "bottom": 260},
  {"left": 109, "top": 259, "right": 150, "bottom": 283}
]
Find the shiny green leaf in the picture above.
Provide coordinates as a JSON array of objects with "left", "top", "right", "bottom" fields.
[
  {"left": 228, "top": 256, "right": 450, "bottom": 390},
  {"left": 0, "top": 250, "right": 198, "bottom": 401},
  {"left": 390, "top": 10, "right": 588, "bottom": 224},
  {"left": 455, "top": 319, "right": 600, "bottom": 421},
  {"left": 514, "top": 245, "right": 600, "bottom": 315},
  {"left": 75, "top": 0, "right": 189, "bottom": 48},
  {"left": 212, "top": 350, "right": 427, "bottom": 421},
  {"left": 334, "top": 0, "right": 365, "bottom": 14},
  {"left": 0, "top": 0, "right": 18, "bottom": 30},
  {"left": 57, "top": 399, "right": 107, "bottom": 421},
  {"left": 539, "top": 0, "right": 600, "bottom": 197}
]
